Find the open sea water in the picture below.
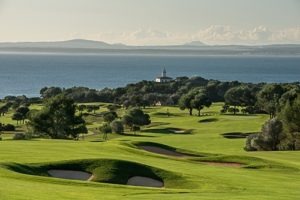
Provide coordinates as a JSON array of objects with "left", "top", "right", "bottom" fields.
[{"left": 0, "top": 53, "right": 299, "bottom": 98}]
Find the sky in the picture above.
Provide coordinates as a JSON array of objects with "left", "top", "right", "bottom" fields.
[{"left": 0, "top": 0, "right": 299, "bottom": 45}]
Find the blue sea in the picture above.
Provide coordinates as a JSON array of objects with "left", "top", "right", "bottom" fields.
[{"left": 0, "top": 53, "right": 299, "bottom": 98}]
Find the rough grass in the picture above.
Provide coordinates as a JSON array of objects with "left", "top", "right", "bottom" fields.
[{"left": 0, "top": 103, "right": 300, "bottom": 200}]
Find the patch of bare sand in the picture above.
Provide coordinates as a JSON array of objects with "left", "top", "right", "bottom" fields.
[
  {"left": 127, "top": 176, "right": 164, "bottom": 188},
  {"left": 48, "top": 170, "right": 93, "bottom": 181}
]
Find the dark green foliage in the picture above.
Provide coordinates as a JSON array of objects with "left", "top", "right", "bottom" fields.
[
  {"left": 179, "top": 88, "right": 212, "bottom": 116},
  {"left": 279, "top": 96, "right": 300, "bottom": 150},
  {"left": 12, "top": 112, "right": 23, "bottom": 124},
  {"left": 132, "top": 125, "right": 141, "bottom": 134},
  {"left": 0, "top": 123, "right": 15, "bottom": 131},
  {"left": 86, "top": 105, "right": 100, "bottom": 114},
  {"left": 245, "top": 118, "right": 285, "bottom": 151},
  {"left": 12, "top": 106, "right": 30, "bottom": 124},
  {"left": 99, "top": 123, "right": 112, "bottom": 140},
  {"left": 13, "top": 133, "right": 26, "bottom": 140},
  {"left": 0, "top": 104, "right": 9, "bottom": 116},
  {"left": 27, "top": 95, "right": 87, "bottom": 139},
  {"left": 228, "top": 107, "right": 240, "bottom": 114},
  {"left": 256, "top": 84, "right": 286, "bottom": 118},
  {"left": 191, "top": 90, "right": 212, "bottom": 116},
  {"left": 122, "top": 108, "right": 151, "bottom": 131},
  {"left": 122, "top": 114, "right": 133, "bottom": 128},
  {"left": 107, "top": 104, "right": 121, "bottom": 112},
  {"left": 178, "top": 89, "right": 198, "bottom": 115},
  {"left": 103, "top": 112, "right": 118, "bottom": 123},
  {"left": 224, "top": 86, "right": 256, "bottom": 115},
  {"left": 110, "top": 120, "right": 124, "bottom": 134},
  {"left": 77, "top": 104, "right": 86, "bottom": 114},
  {"left": 40, "top": 87, "right": 63, "bottom": 98}
]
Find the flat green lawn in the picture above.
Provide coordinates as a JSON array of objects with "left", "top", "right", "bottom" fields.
[{"left": 0, "top": 103, "right": 300, "bottom": 200}]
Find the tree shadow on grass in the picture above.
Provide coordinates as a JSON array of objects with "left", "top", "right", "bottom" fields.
[
  {"left": 122, "top": 133, "right": 155, "bottom": 137},
  {"left": 151, "top": 112, "right": 179, "bottom": 117},
  {"left": 221, "top": 132, "right": 260, "bottom": 139},
  {"left": 199, "top": 118, "right": 219, "bottom": 123},
  {"left": 142, "top": 127, "right": 193, "bottom": 135}
]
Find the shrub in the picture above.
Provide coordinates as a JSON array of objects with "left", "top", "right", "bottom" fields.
[
  {"left": 244, "top": 118, "right": 285, "bottom": 151},
  {"left": 100, "top": 123, "right": 112, "bottom": 134},
  {"left": 132, "top": 125, "right": 141, "bottom": 134},
  {"left": 3, "top": 124, "right": 16, "bottom": 131},
  {"left": 13, "top": 133, "right": 26, "bottom": 140},
  {"left": 110, "top": 120, "right": 124, "bottom": 134},
  {"left": 228, "top": 107, "right": 239, "bottom": 114},
  {"left": 103, "top": 112, "right": 118, "bottom": 123}
]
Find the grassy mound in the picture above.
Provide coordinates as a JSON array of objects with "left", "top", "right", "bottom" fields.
[{"left": 2, "top": 159, "right": 186, "bottom": 188}]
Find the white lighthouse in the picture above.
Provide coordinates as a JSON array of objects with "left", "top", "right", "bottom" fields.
[{"left": 155, "top": 68, "right": 173, "bottom": 83}]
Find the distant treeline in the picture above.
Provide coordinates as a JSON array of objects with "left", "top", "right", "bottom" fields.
[{"left": 2, "top": 76, "right": 299, "bottom": 113}]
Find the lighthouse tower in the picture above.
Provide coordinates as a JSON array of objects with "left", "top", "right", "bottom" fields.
[
  {"left": 162, "top": 68, "right": 167, "bottom": 77},
  {"left": 155, "top": 68, "right": 173, "bottom": 83}
]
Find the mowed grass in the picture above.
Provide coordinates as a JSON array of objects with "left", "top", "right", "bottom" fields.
[{"left": 0, "top": 103, "right": 300, "bottom": 200}]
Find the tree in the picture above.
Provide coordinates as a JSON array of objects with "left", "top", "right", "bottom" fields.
[
  {"left": 27, "top": 95, "right": 87, "bottom": 139},
  {"left": 12, "top": 112, "right": 23, "bottom": 125},
  {"left": 122, "top": 114, "right": 133, "bottom": 129},
  {"left": 15, "top": 106, "right": 30, "bottom": 123},
  {"left": 40, "top": 87, "right": 63, "bottom": 99},
  {"left": 178, "top": 89, "right": 197, "bottom": 115},
  {"left": 110, "top": 120, "right": 124, "bottom": 134},
  {"left": 191, "top": 90, "right": 212, "bottom": 116},
  {"left": 77, "top": 104, "right": 87, "bottom": 114},
  {"left": 99, "top": 123, "right": 112, "bottom": 140},
  {"left": 245, "top": 118, "right": 284, "bottom": 151},
  {"left": 122, "top": 108, "right": 151, "bottom": 132},
  {"left": 279, "top": 96, "right": 300, "bottom": 150},
  {"left": 256, "top": 84, "right": 285, "bottom": 118},
  {"left": 103, "top": 112, "right": 118, "bottom": 123},
  {"left": 224, "top": 86, "right": 255, "bottom": 115},
  {"left": 0, "top": 105, "right": 9, "bottom": 116},
  {"left": 86, "top": 105, "right": 100, "bottom": 114}
]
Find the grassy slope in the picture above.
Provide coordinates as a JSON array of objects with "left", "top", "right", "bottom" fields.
[{"left": 0, "top": 103, "right": 300, "bottom": 200}]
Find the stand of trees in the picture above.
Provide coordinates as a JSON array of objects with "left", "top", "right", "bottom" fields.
[
  {"left": 178, "top": 88, "right": 212, "bottom": 116},
  {"left": 27, "top": 95, "right": 87, "bottom": 139},
  {"left": 99, "top": 107, "right": 151, "bottom": 140},
  {"left": 245, "top": 94, "right": 300, "bottom": 151}
]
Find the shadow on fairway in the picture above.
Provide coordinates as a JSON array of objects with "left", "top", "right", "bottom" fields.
[
  {"left": 142, "top": 128, "right": 193, "bottom": 134},
  {"left": 221, "top": 132, "right": 259, "bottom": 139},
  {"left": 198, "top": 118, "right": 219, "bottom": 123}
]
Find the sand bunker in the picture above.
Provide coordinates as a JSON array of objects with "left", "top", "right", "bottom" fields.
[
  {"left": 127, "top": 176, "right": 164, "bottom": 188},
  {"left": 48, "top": 170, "right": 93, "bottom": 181},
  {"left": 139, "top": 145, "right": 188, "bottom": 157}
]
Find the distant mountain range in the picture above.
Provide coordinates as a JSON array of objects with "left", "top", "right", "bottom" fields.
[{"left": 0, "top": 39, "right": 299, "bottom": 56}]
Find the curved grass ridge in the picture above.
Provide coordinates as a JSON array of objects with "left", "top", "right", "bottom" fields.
[
  {"left": 131, "top": 142, "right": 300, "bottom": 171},
  {"left": 1, "top": 159, "right": 188, "bottom": 188},
  {"left": 132, "top": 141, "right": 216, "bottom": 157}
]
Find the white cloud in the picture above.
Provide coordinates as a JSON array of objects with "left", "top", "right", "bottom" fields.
[
  {"left": 92, "top": 26, "right": 300, "bottom": 45},
  {"left": 270, "top": 27, "right": 300, "bottom": 43}
]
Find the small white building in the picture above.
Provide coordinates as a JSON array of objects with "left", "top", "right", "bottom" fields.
[{"left": 155, "top": 68, "right": 173, "bottom": 83}]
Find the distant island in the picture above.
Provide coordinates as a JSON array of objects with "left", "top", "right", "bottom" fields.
[{"left": 1, "top": 39, "right": 300, "bottom": 56}]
